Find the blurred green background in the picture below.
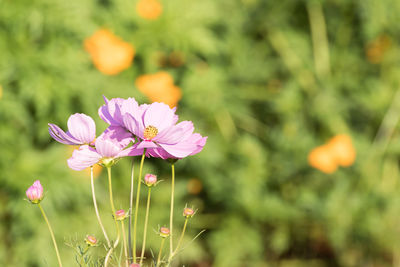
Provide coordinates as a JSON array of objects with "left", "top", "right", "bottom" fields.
[{"left": 2, "top": 0, "right": 400, "bottom": 266}]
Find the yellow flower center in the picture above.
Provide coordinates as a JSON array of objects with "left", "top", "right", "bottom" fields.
[{"left": 143, "top": 125, "right": 158, "bottom": 140}]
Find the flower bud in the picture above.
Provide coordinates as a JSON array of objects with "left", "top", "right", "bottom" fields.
[
  {"left": 26, "top": 180, "right": 44, "bottom": 204},
  {"left": 115, "top": 209, "right": 127, "bottom": 221},
  {"left": 144, "top": 174, "right": 157, "bottom": 187},
  {"left": 130, "top": 264, "right": 141, "bottom": 267},
  {"left": 85, "top": 235, "right": 98, "bottom": 246},
  {"left": 159, "top": 227, "right": 170, "bottom": 238},
  {"left": 183, "top": 207, "right": 195, "bottom": 218}
]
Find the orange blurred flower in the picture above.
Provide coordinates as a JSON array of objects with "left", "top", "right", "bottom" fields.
[
  {"left": 84, "top": 29, "right": 135, "bottom": 75},
  {"left": 366, "top": 35, "right": 392, "bottom": 64},
  {"left": 135, "top": 71, "right": 182, "bottom": 108},
  {"left": 187, "top": 178, "right": 203, "bottom": 195},
  {"left": 308, "top": 134, "right": 356, "bottom": 173},
  {"left": 84, "top": 164, "right": 103, "bottom": 178},
  {"left": 136, "top": 0, "right": 162, "bottom": 20},
  {"left": 156, "top": 51, "right": 185, "bottom": 68},
  {"left": 308, "top": 145, "right": 337, "bottom": 174},
  {"left": 326, "top": 134, "right": 356, "bottom": 167}
]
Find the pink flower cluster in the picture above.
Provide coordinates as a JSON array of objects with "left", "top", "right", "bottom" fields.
[{"left": 48, "top": 96, "right": 207, "bottom": 170}]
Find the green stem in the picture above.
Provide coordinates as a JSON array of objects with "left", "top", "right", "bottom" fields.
[
  {"left": 128, "top": 158, "right": 135, "bottom": 263},
  {"left": 174, "top": 218, "right": 188, "bottom": 255},
  {"left": 121, "top": 221, "right": 129, "bottom": 267},
  {"left": 37, "top": 203, "right": 63, "bottom": 267},
  {"left": 80, "top": 246, "right": 89, "bottom": 266},
  {"left": 133, "top": 151, "right": 146, "bottom": 263},
  {"left": 105, "top": 167, "right": 121, "bottom": 267},
  {"left": 90, "top": 167, "right": 110, "bottom": 248},
  {"left": 157, "top": 238, "right": 166, "bottom": 267},
  {"left": 139, "top": 187, "right": 152, "bottom": 265},
  {"left": 168, "top": 218, "right": 188, "bottom": 265},
  {"left": 169, "top": 164, "right": 175, "bottom": 256}
]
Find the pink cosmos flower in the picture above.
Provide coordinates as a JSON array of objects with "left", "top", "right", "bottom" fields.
[
  {"left": 48, "top": 113, "right": 96, "bottom": 145},
  {"left": 67, "top": 126, "right": 141, "bottom": 170},
  {"left": 115, "top": 209, "right": 127, "bottom": 220},
  {"left": 159, "top": 227, "right": 170, "bottom": 238},
  {"left": 85, "top": 235, "right": 98, "bottom": 246},
  {"left": 122, "top": 102, "right": 207, "bottom": 159},
  {"left": 147, "top": 132, "right": 207, "bottom": 160},
  {"left": 144, "top": 173, "right": 157, "bottom": 186},
  {"left": 26, "top": 180, "right": 44, "bottom": 204},
  {"left": 98, "top": 96, "right": 144, "bottom": 129}
]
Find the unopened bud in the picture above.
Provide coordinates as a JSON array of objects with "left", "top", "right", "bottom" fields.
[
  {"left": 159, "top": 227, "right": 170, "bottom": 238},
  {"left": 85, "top": 235, "right": 98, "bottom": 246},
  {"left": 144, "top": 174, "right": 157, "bottom": 187},
  {"left": 183, "top": 207, "right": 195, "bottom": 218},
  {"left": 26, "top": 180, "right": 44, "bottom": 204},
  {"left": 130, "top": 264, "right": 140, "bottom": 267},
  {"left": 115, "top": 209, "right": 127, "bottom": 221}
]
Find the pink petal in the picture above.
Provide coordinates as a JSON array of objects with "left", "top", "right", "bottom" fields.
[
  {"left": 158, "top": 142, "right": 198, "bottom": 158},
  {"left": 95, "top": 139, "right": 121, "bottom": 158},
  {"left": 117, "top": 145, "right": 144, "bottom": 157},
  {"left": 67, "top": 145, "right": 102, "bottom": 171},
  {"left": 189, "top": 135, "right": 208, "bottom": 155},
  {"left": 123, "top": 114, "right": 144, "bottom": 139},
  {"left": 143, "top": 103, "right": 177, "bottom": 132},
  {"left": 146, "top": 148, "right": 172, "bottom": 159},
  {"left": 48, "top": 123, "right": 80, "bottom": 145},
  {"left": 153, "top": 121, "right": 194, "bottom": 144},
  {"left": 177, "top": 121, "right": 195, "bottom": 140},
  {"left": 153, "top": 125, "right": 185, "bottom": 144},
  {"left": 103, "top": 126, "right": 134, "bottom": 148},
  {"left": 120, "top": 97, "right": 140, "bottom": 115},
  {"left": 67, "top": 113, "right": 96, "bottom": 144},
  {"left": 136, "top": 141, "right": 158, "bottom": 149}
]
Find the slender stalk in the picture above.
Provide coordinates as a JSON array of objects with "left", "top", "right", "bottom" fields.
[
  {"left": 80, "top": 246, "right": 89, "bottom": 266},
  {"left": 121, "top": 221, "right": 129, "bottom": 267},
  {"left": 90, "top": 167, "right": 111, "bottom": 247},
  {"left": 119, "top": 239, "right": 124, "bottom": 266},
  {"left": 133, "top": 151, "right": 146, "bottom": 262},
  {"left": 37, "top": 203, "right": 63, "bottom": 267},
  {"left": 128, "top": 158, "right": 135, "bottom": 263},
  {"left": 174, "top": 218, "right": 188, "bottom": 255},
  {"left": 105, "top": 167, "right": 121, "bottom": 267},
  {"left": 139, "top": 187, "right": 152, "bottom": 265},
  {"left": 167, "top": 218, "right": 188, "bottom": 266},
  {"left": 157, "top": 238, "right": 166, "bottom": 267},
  {"left": 307, "top": 0, "right": 331, "bottom": 80},
  {"left": 169, "top": 164, "right": 175, "bottom": 256}
]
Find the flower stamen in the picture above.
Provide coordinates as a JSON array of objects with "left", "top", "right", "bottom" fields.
[{"left": 143, "top": 125, "right": 158, "bottom": 140}]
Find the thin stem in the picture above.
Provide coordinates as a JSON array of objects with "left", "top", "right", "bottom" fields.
[
  {"left": 167, "top": 219, "right": 188, "bottom": 265},
  {"left": 105, "top": 167, "right": 121, "bottom": 267},
  {"left": 157, "top": 238, "right": 166, "bottom": 267},
  {"left": 128, "top": 158, "right": 135, "bottom": 263},
  {"left": 133, "top": 151, "right": 146, "bottom": 263},
  {"left": 169, "top": 164, "right": 175, "bottom": 256},
  {"left": 37, "top": 203, "right": 63, "bottom": 267},
  {"left": 307, "top": 0, "right": 331, "bottom": 80},
  {"left": 121, "top": 221, "right": 129, "bottom": 267},
  {"left": 119, "top": 239, "right": 124, "bottom": 266},
  {"left": 90, "top": 167, "right": 111, "bottom": 248},
  {"left": 139, "top": 187, "right": 152, "bottom": 265},
  {"left": 80, "top": 246, "right": 89, "bottom": 266},
  {"left": 107, "top": 167, "right": 117, "bottom": 214},
  {"left": 174, "top": 218, "right": 188, "bottom": 255}
]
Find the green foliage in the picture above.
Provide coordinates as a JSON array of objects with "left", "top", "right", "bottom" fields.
[{"left": 1, "top": 0, "right": 400, "bottom": 266}]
